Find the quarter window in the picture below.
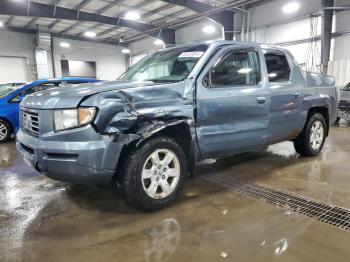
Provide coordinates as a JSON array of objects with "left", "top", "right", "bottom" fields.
[
  {"left": 210, "top": 50, "right": 261, "bottom": 87},
  {"left": 264, "top": 52, "right": 291, "bottom": 82}
]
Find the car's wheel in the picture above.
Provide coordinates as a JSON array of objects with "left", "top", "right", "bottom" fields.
[
  {"left": 0, "top": 120, "right": 11, "bottom": 143},
  {"left": 120, "top": 136, "right": 187, "bottom": 211},
  {"left": 293, "top": 113, "right": 327, "bottom": 156}
]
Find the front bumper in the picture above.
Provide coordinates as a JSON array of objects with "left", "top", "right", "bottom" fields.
[{"left": 16, "top": 128, "right": 124, "bottom": 186}]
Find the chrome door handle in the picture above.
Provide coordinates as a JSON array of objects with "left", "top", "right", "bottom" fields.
[{"left": 257, "top": 97, "right": 266, "bottom": 104}]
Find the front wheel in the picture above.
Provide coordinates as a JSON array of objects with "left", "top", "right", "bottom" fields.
[
  {"left": 0, "top": 120, "right": 11, "bottom": 143},
  {"left": 293, "top": 113, "right": 327, "bottom": 156},
  {"left": 120, "top": 137, "right": 187, "bottom": 211}
]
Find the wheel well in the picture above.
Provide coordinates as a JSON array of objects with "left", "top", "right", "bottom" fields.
[
  {"left": 0, "top": 117, "right": 13, "bottom": 133},
  {"left": 114, "top": 123, "right": 194, "bottom": 182},
  {"left": 308, "top": 106, "right": 329, "bottom": 135}
]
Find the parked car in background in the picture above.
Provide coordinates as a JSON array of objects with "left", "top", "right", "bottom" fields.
[
  {"left": 0, "top": 82, "right": 25, "bottom": 90},
  {"left": 337, "top": 82, "right": 350, "bottom": 122},
  {"left": 17, "top": 41, "right": 338, "bottom": 211},
  {"left": 0, "top": 77, "right": 99, "bottom": 142}
]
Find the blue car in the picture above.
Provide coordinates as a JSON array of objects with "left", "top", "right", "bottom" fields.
[{"left": 0, "top": 77, "right": 99, "bottom": 142}]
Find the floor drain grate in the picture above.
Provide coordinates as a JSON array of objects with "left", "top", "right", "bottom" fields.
[{"left": 203, "top": 173, "right": 350, "bottom": 232}]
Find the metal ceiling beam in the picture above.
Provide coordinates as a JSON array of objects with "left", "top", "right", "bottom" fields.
[
  {"left": 98, "top": 25, "right": 119, "bottom": 37},
  {"left": 75, "top": 0, "right": 94, "bottom": 10},
  {"left": 0, "top": 26, "right": 128, "bottom": 47},
  {"left": 75, "top": 22, "right": 101, "bottom": 36},
  {"left": 125, "top": 0, "right": 260, "bottom": 42},
  {"left": 48, "top": 19, "right": 61, "bottom": 29},
  {"left": 5, "top": 16, "right": 13, "bottom": 26},
  {"left": 24, "top": 17, "right": 38, "bottom": 29},
  {"left": 0, "top": 1, "right": 157, "bottom": 35},
  {"left": 142, "top": 3, "right": 175, "bottom": 20},
  {"left": 97, "top": 0, "right": 125, "bottom": 15},
  {"left": 60, "top": 22, "right": 80, "bottom": 34}
]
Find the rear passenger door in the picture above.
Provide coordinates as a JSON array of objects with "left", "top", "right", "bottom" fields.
[
  {"left": 264, "top": 50, "right": 303, "bottom": 143},
  {"left": 196, "top": 46, "right": 270, "bottom": 159}
]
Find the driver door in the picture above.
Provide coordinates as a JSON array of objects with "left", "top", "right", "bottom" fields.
[{"left": 195, "top": 46, "right": 270, "bottom": 159}]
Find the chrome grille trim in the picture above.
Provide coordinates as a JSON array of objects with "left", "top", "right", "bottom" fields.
[{"left": 22, "top": 109, "right": 39, "bottom": 137}]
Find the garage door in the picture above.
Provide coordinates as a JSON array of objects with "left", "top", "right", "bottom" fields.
[{"left": 0, "top": 57, "right": 28, "bottom": 83}]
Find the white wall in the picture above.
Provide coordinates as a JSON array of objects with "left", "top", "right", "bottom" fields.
[
  {"left": 175, "top": 18, "right": 224, "bottom": 44},
  {"left": 130, "top": 18, "right": 224, "bottom": 63},
  {"left": 249, "top": 0, "right": 320, "bottom": 28},
  {"left": 52, "top": 38, "right": 127, "bottom": 80},
  {"left": 241, "top": 0, "right": 350, "bottom": 86},
  {"left": 0, "top": 30, "right": 128, "bottom": 82},
  {"left": 130, "top": 37, "right": 164, "bottom": 56},
  {"left": 0, "top": 30, "right": 37, "bottom": 81},
  {"left": 245, "top": 0, "right": 322, "bottom": 68}
]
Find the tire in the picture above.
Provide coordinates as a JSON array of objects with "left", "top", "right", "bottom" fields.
[
  {"left": 119, "top": 136, "right": 187, "bottom": 211},
  {"left": 293, "top": 113, "right": 327, "bottom": 156},
  {"left": 0, "top": 119, "right": 11, "bottom": 143}
]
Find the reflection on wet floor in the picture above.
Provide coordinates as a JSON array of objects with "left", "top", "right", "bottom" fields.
[{"left": 1, "top": 125, "right": 350, "bottom": 262}]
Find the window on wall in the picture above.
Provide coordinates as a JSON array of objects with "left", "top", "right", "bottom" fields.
[
  {"left": 210, "top": 50, "right": 261, "bottom": 87},
  {"left": 264, "top": 52, "right": 291, "bottom": 82}
]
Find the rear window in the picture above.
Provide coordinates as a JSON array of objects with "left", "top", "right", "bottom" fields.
[{"left": 264, "top": 52, "right": 291, "bottom": 83}]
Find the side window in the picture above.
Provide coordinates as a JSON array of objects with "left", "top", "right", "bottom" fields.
[
  {"left": 264, "top": 52, "right": 291, "bottom": 83},
  {"left": 210, "top": 50, "right": 261, "bottom": 87},
  {"left": 22, "top": 83, "right": 60, "bottom": 96}
]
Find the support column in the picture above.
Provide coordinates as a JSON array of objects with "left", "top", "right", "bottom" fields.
[
  {"left": 211, "top": 11, "right": 234, "bottom": 41},
  {"left": 321, "top": 0, "right": 334, "bottom": 74},
  {"left": 150, "top": 29, "right": 175, "bottom": 47},
  {"left": 35, "top": 26, "right": 54, "bottom": 79}
]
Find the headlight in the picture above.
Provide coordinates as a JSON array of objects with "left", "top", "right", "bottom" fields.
[{"left": 54, "top": 107, "right": 96, "bottom": 131}]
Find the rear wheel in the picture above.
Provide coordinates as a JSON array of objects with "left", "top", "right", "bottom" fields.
[
  {"left": 0, "top": 120, "right": 11, "bottom": 143},
  {"left": 120, "top": 136, "right": 187, "bottom": 211},
  {"left": 293, "top": 113, "right": 327, "bottom": 156}
]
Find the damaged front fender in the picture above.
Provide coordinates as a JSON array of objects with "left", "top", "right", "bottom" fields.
[{"left": 81, "top": 80, "right": 196, "bottom": 137}]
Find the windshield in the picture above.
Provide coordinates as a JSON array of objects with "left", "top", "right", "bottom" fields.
[
  {"left": 120, "top": 44, "right": 208, "bottom": 83},
  {"left": 0, "top": 83, "right": 23, "bottom": 98},
  {"left": 344, "top": 82, "right": 350, "bottom": 91}
]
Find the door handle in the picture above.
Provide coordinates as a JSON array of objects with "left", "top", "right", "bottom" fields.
[{"left": 257, "top": 97, "right": 266, "bottom": 104}]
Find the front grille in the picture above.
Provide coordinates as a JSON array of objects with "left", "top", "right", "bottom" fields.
[
  {"left": 203, "top": 173, "right": 350, "bottom": 232},
  {"left": 22, "top": 109, "right": 39, "bottom": 137}
]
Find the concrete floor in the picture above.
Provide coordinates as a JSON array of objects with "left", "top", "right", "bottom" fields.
[{"left": 1, "top": 125, "right": 350, "bottom": 262}]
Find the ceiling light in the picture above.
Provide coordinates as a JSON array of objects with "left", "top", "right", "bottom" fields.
[
  {"left": 84, "top": 31, "right": 96, "bottom": 38},
  {"left": 121, "top": 48, "right": 131, "bottom": 54},
  {"left": 0, "top": 21, "right": 3, "bottom": 27},
  {"left": 282, "top": 2, "right": 300, "bottom": 14},
  {"left": 60, "top": 42, "right": 70, "bottom": 48},
  {"left": 202, "top": 25, "right": 216, "bottom": 34},
  {"left": 154, "top": 39, "right": 164, "bottom": 46},
  {"left": 124, "top": 11, "right": 141, "bottom": 21}
]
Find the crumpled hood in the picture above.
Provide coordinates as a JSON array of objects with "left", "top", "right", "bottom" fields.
[{"left": 20, "top": 80, "right": 157, "bottom": 109}]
